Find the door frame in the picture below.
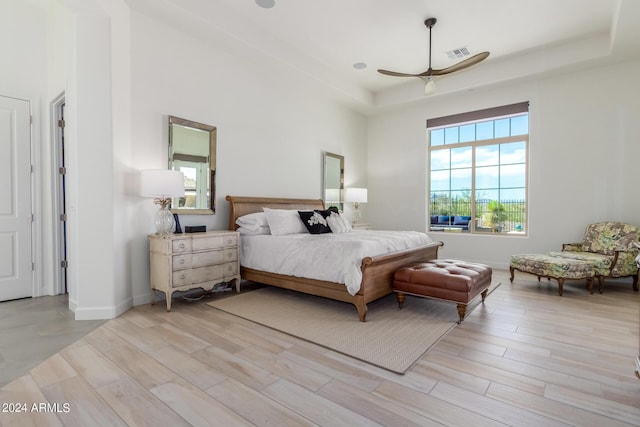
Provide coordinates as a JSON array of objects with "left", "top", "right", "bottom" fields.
[{"left": 51, "top": 92, "right": 66, "bottom": 296}]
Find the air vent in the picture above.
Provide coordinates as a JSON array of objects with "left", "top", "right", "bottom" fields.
[{"left": 445, "top": 47, "right": 471, "bottom": 60}]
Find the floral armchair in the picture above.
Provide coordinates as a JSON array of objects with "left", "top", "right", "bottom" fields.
[{"left": 548, "top": 222, "right": 639, "bottom": 293}]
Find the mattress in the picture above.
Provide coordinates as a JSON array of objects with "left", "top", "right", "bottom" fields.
[{"left": 239, "top": 230, "right": 433, "bottom": 295}]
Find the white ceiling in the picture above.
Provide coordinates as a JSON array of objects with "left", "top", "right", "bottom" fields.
[{"left": 127, "top": 0, "right": 640, "bottom": 111}]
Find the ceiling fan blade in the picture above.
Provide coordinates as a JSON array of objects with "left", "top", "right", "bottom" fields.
[
  {"left": 377, "top": 69, "right": 427, "bottom": 78},
  {"left": 430, "top": 52, "right": 490, "bottom": 76}
]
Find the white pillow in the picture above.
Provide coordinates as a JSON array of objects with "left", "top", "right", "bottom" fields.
[
  {"left": 235, "top": 212, "right": 268, "bottom": 231},
  {"left": 237, "top": 225, "right": 271, "bottom": 235},
  {"left": 262, "top": 207, "right": 308, "bottom": 235},
  {"left": 327, "top": 211, "right": 352, "bottom": 233}
]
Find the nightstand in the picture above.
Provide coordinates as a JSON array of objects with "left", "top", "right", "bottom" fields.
[{"left": 148, "top": 230, "right": 240, "bottom": 311}]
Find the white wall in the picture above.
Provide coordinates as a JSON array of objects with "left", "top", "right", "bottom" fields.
[
  {"left": 128, "top": 11, "right": 368, "bottom": 305},
  {"left": 368, "top": 60, "right": 640, "bottom": 269}
]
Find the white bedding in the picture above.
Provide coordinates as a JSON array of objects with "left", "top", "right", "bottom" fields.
[{"left": 240, "top": 230, "right": 434, "bottom": 295}]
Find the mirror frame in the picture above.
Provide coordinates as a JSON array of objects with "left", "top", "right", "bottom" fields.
[
  {"left": 322, "top": 151, "right": 344, "bottom": 210},
  {"left": 168, "top": 115, "right": 217, "bottom": 214}
]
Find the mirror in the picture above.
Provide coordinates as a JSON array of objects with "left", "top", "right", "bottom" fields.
[
  {"left": 323, "top": 152, "right": 344, "bottom": 210},
  {"left": 168, "top": 116, "right": 216, "bottom": 214}
]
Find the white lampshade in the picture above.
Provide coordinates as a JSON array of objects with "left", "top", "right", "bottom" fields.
[
  {"left": 345, "top": 187, "right": 367, "bottom": 204},
  {"left": 140, "top": 170, "right": 185, "bottom": 198}
]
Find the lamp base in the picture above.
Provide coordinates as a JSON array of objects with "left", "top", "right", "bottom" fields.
[
  {"left": 352, "top": 204, "right": 362, "bottom": 224},
  {"left": 154, "top": 205, "right": 175, "bottom": 235}
]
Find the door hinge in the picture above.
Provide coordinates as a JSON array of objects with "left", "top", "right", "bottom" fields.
[
  {"left": 60, "top": 213, "right": 67, "bottom": 221},
  {"left": 61, "top": 260, "right": 68, "bottom": 268},
  {"left": 59, "top": 167, "right": 66, "bottom": 175},
  {"left": 32, "top": 262, "right": 35, "bottom": 271},
  {"left": 31, "top": 214, "right": 34, "bottom": 222},
  {"left": 30, "top": 116, "right": 33, "bottom": 125},
  {"left": 58, "top": 119, "right": 65, "bottom": 128}
]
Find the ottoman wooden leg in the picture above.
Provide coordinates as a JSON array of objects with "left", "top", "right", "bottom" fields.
[
  {"left": 557, "top": 278, "right": 564, "bottom": 296},
  {"left": 396, "top": 292, "right": 406, "bottom": 309},
  {"left": 587, "top": 278, "right": 593, "bottom": 295},
  {"left": 481, "top": 288, "right": 488, "bottom": 302},
  {"left": 456, "top": 304, "right": 466, "bottom": 324},
  {"left": 509, "top": 266, "right": 515, "bottom": 282}
]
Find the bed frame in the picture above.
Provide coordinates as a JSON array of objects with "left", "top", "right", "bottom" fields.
[{"left": 226, "top": 195, "right": 443, "bottom": 321}]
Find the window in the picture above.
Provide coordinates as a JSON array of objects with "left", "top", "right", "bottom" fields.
[{"left": 427, "top": 102, "right": 529, "bottom": 235}]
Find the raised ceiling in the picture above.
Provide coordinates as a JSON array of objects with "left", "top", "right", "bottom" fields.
[{"left": 129, "top": 0, "right": 638, "bottom": 111}]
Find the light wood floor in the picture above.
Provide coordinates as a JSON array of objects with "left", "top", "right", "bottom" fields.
[{"left": 1, "top": 270, "right": 639, "bottom": 426}]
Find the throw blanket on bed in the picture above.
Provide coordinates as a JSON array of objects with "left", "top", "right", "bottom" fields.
[{"left": 240, "top": 230, "right": 434, "bottom": 295}]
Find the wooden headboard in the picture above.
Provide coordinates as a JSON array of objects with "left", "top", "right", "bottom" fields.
[{"left": 226, "top": 195, "right": 325, "bottom": 230}]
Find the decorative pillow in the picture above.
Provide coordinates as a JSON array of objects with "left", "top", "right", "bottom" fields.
[
  {"left": 327, "top": 211, "right": 352, "bottom": 233},
  {"left": 453, "top": 215, "right": 471, "bottom": 226},
  {"left": 262, "top": 208, "right": 308, "bottom": 235},
  {"left": 235, "top": 212, "right": 268, "bottom": 231},
  {"left": 298, "top": 210, "right": 332, "bottom": 234},
  {"left": 237, "top": 225, "right": 270, "bottom": 235},
  {"left": 315, "top": 206, "right": 340, "bottom": 218},
  {"left": 438, "top": 215, "right": 450, "bottom": 224}
]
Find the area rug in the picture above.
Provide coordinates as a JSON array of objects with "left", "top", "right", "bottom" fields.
[{"left": 208, "top": 283, "right": 499, "bottom": 374}]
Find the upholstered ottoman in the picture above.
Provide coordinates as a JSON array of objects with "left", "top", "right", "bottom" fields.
[
  {"left": 393, "top": 259, "right": 492, "bottom": 323},
  {"left": 509, "top": 254, "right": 594, "bottom": 295}
]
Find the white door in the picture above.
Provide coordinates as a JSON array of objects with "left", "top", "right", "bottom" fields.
[{"left": 0, "top": 96, "right": 32, "bottom": 301}]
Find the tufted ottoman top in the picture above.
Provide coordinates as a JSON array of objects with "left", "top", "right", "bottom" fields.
[{"left": 394, "top": 259, "right": 492, "bottom": 295}]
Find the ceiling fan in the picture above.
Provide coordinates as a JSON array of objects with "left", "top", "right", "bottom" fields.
[{"left": 377, "top": 18, "right": 490, "bottom": 95}]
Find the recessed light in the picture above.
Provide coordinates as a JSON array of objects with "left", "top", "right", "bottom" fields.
[
  {"left": 255, "top": 0, "right": 275, "bottom": 8},
  {"left": 353, "top": 62, "right": 367, "bottom": 70}
]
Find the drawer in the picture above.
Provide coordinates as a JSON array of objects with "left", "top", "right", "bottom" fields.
[
  {"left": 172, "top": 254, "right": 191, "bottom": 271},
  {"left": 223, "top": 234, "right": 238, "bottom": 247},
  {"left": 172, "top": 269, "right": 192, "bottom": 287},
  {"left": 190, "top": 264, "right": 223, "bottom": 285},
  {"left": 223, "top": 262, "right": 238, "bottom": 278},
  {"left": 172, "top": 239, "right": 192, "bottom": 253},
  {"left": 191, "top": 236, "right": 222, "bottom": 251},
  {"left": 223, "top": 248, "right": 237, "bottom": 262},
  {"left": 191, "top": 250, "right": 224, "bottom": 268}
]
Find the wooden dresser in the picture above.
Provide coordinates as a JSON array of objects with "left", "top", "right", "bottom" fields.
[{"left": 149, "top": 230, "right": 240, "bottom": 311}]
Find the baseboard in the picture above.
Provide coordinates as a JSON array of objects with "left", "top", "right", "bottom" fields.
[{"left": 73, "top": 297, "right": 132, "bottom": 320}]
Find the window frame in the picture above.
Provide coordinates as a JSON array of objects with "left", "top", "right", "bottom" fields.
[{"left": 427, "top": 104, "right": 529, "bottom": 236}]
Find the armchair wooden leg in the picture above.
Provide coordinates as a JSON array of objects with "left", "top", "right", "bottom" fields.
[{"left": 632, "top": 274, "right": 638, "bottom": 292}]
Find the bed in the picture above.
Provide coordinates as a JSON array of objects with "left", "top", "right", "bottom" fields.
[{"left": 226, "top": 195, "right": 443, "bottom": 321}]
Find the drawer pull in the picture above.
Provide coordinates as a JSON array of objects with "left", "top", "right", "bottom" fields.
[
  {"left": 179, "top": 259, "right": 185, "bottom": 264},
  {"left": 180, "top": 274, "right": 186, "bottom": 280},
  {"left": 179, "top": 243, "right": 185, "bottom": 249}
]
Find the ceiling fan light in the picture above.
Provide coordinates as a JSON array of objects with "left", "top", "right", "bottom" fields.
[{"left": 423, "top": 77, "right": 436, "bottom": 95}]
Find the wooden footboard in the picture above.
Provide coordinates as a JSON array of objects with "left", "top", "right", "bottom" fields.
[{"left": 226, "top": 195, "right": 443, "bottom": 321}]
